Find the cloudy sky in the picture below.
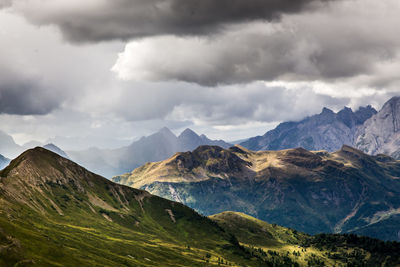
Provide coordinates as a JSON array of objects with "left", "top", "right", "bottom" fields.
[{"left": 0, "top": 0, "right": 399, "bottom": 150}]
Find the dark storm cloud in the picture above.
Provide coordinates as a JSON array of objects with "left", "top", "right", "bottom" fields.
[
  {"left": 112, "top": 0, "right": 400, "bottom": 86},
  {"left": 0, "top": 11, "right": 124, "bottom": 116},
  {"left": 0, "top": 79, "right": 60, "bottom": 115},
  {"left": 9, "top": 0, "right": 332, "bottom": 42}
]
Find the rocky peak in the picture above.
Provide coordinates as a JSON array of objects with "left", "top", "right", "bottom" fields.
[
  {"left": 321, "top": 107, "right": 335, "bottom": 115},
  {"left": 178, "top": 128, "right": 200, "bottom": 140},
  {"left": 157, "top": 127, "right": 176, "bottom": 138},
  {"left": 322, "top": 107, "right": 333, "bottom": 113},
  {"left": 338, "top": 107, "right": 353, "bottom": 114},
  {"left": 335, "top": 105, "right": 377, "bottom": 128},
  {"left": 356, "top": 104, "right": 377, "bottom": 115},
  {"left": 354, "top": 105, "right": 377, "bottom": 124},
  {"left": 313, "top": 107, "right": 336, "bottom": 124},
  {"left": 337, "top": 107, "right": 355, "bottom": 128},
  {"left": 0, "top": 147, "right": 93, "bottom": 190}
]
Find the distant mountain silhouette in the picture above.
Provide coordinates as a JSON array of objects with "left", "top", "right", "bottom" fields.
[
  {"left": 43, "top": 143, "right": 69, "bottom": 158},
  {"left": 0, "top": 130, "right": 24, "bottom": 158},
  {"left": 68, "top": 127, "right": 232, "bottom": 177}
]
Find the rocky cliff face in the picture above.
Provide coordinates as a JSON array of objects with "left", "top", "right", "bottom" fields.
[
  {"left": 241, "top": 106, "right": 377, "bottom": 152},
  {"left": 356, "top": 97, "right": 400, "bottom": 158},
  {"left": 113, "top": 145, "right": 400, "bottom": 241}
]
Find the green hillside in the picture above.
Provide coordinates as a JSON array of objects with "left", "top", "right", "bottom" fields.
[
  {"left": 0, "top": 148, "right": 265, "bottom": 266},
  {"left": 113, "top": 145, "right": 400, "bottom": 241},
  {"left": 210, "top": 211, "right": 400, "bottom": 266}
]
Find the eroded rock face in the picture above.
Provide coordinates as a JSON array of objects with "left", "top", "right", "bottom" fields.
[
  {"left": 241, "top": 106, "right": 377, "bottom": 152},
  {"left": 356, "top": 97, "right": 400, "bottom": 157}
]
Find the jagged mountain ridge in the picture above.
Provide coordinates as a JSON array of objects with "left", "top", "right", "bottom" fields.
[
  {"left": 0, "top": 147, "right": 260, "bottom": 266},
  {"left": 240, "top": 96, "right": 400, "bottom": 160},
  {"left": 241, "top": 105, "right": 377, "bottom": 152},
  {"left": 113, "top": 144, "right": 400, "bottom": 242},
  {"left": 68, "top": 127, "right": 232, "bottom": 178},
  {"left": 0, "top": 130, "right": 69, "bottom": 161}
]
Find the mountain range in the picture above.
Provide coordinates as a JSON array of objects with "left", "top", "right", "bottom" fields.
[
  {"left": 113, "top": 144, "right": 400, "bottom": 242},
  {"left": 0, "top": 131, "right": 70, "bottom": 161},
  {"left": 0, "top": 127, "right": 230, "bottom": 178},
  {"left": 241, "top": 96, "right": 400, "bottom": 161},
  {"left": 1, "top": 96, "right": 400, "bottom": 179},
  {"left": 68, "top": 127, "right": 232, "bottom": 177},
  {"left": 241, "top": 105, "right": 377, "bottom": 152},
  {"left": 1, "top": 147, "right": 398, "bottom": 266}
]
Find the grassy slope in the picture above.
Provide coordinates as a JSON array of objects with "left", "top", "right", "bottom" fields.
[
  {"left": 210, "top": 211, "right": 400, "bottom": 267},
  {"left": 0, "top": 148, "right": 262, "bottom": 266}
]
